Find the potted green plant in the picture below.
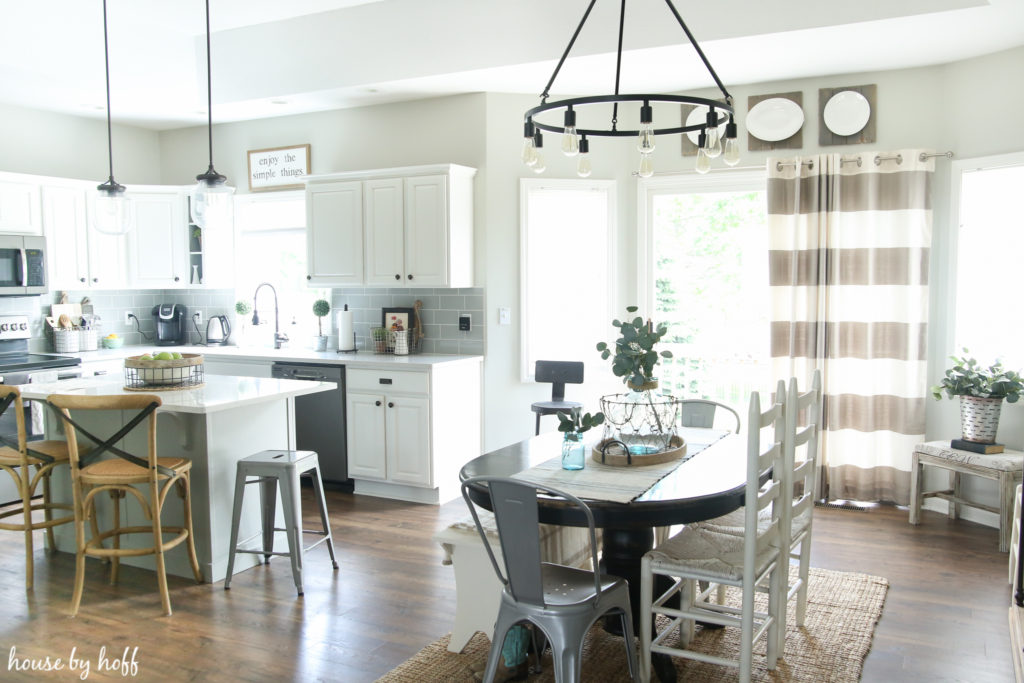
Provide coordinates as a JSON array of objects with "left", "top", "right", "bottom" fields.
[
  {"left": 234, "top": 300, "right": 251, "bottom": 345},
  {"left": 556, "top": 408, "right": 604, "bottom": 470},
  {"left": 596, "top": 305, "right": 673, "bottom": 391},
  {"left": 931, "top": 349, "right": 1024, "bottom": 443},
  {"left": 312, "top": 299, "right": 331, "bottom": 351}
]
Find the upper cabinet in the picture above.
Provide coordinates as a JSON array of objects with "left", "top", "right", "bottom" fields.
[
  {"left": 129, "top": 190, "right": 189, "bottom": 288},
  {"left": 305, "top": 164, "right": 475, "bottom": 288},
  {"left": 42, "top": 182, "right": 128, "bottom": 290},
  {"left": 0, "top": 179, "right": 42, "bottom": 235}
]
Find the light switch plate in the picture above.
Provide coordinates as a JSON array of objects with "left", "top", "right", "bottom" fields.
[{"left": 458, "top": 314, "right": 471, "bottom": 331}]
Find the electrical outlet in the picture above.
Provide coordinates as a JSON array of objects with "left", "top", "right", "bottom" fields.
[
  {"left": 458, "top": 314, "right": 471, "bottom": 331},
  {"left": 124, "top": 311, "right": 133, "bottom": 326},
  {"left": 498, "top": 308, "right": 511, "bottom": 325},
  {"left": 194, "top": 311, "right": 203, "bottom": 326}
]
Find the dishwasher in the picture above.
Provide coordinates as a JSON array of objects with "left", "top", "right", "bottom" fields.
[{"left": 271, "top": 362, "right": 351, "bottom": 492}]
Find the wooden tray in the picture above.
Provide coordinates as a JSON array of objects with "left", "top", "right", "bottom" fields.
[{"left": 591, "top": 436, "right": 687, "bottom": 467}]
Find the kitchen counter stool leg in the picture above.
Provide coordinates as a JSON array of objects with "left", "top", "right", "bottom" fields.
[
  {"left": 224, "top": 462, "right": 248, "bottom": 589},
  {"left": 260, "top": 476, "right": 278, "bottom": 564},
  {"left": 309, "top": 464, "right": 339, "bottom": 569},
  {"left": 278, "top": 468, "right": 304, "bottom": 595}
]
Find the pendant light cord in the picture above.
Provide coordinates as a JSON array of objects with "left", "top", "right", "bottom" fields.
[
  {"left": 204, "top": 0, "right": 214, "bottom": 170},
  {"left": 102, "top": 0, "right": 115, "bottom": 183}
]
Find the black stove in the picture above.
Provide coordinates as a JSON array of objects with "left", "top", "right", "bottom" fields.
[{"left": 0, "top": 315, "right": 81, "bottom": 376}]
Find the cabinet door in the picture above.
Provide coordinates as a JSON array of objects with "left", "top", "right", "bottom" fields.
[
  {"left": 41, "top": 185, "right": 90, "bottom": 289},
  {"left": 306, "top": 181, "right": 363, "bottom": 286},
  {"left": 363, "top": 178, "right": 405, "bottom": 286},
  {"left": 0, "top": 181, "right": 41, "bottom": 234},
  {"left": 403, "top": 175, "right": 448, "bottom": 287},
  {"left": 386, "top": 395, "right": 431, "bottom": 486},
  {"left": 347, "top": 392, "right": 387, "bottom": 480},
  {"left": 86, "top": 200, "right": 130, "bottom": 290},
  {"left": 130, "top": 192, "right": 188, "bottom": 288}
]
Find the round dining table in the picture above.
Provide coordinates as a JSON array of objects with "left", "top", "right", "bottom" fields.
[{"left": 460, "top": 427, "right": 749, "bottom": 682}]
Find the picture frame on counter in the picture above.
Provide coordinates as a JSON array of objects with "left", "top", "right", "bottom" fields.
[
  {"left": 247, "top": 144, "right": 311, "bottom": 192},
  {"left": 382, "top": 307, "right": 415, "bottom": 331}
]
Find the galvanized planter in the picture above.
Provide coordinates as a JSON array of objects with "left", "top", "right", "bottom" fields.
[{"left": 959, "top": 395, "right": 1003, "bottom": 443}]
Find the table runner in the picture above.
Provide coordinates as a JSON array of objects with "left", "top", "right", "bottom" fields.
[{"left": 511, "top": 428, "right": 729, "bottom": 504}]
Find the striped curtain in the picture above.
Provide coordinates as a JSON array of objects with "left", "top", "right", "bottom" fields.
[{"left": 766, "top": 150, "right": 934, "bottom": 505}]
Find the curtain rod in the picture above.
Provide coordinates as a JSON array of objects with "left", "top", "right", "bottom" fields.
[{"left": 776, "top": 150, "right": 953, "bottom": 171}]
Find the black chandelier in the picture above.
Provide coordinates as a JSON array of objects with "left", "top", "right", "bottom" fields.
[{"left": 522, "top": 0, "right": 740, "bottom": 177}]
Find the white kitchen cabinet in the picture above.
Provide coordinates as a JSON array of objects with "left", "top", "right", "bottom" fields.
[
  {"left": 203, "top": 358, "right": 273, "bottom": 378},
  {"left": 0, "top": 179, "right": 41, "bottom": 234},
  {"left": 129, "top": 190, "right": 189, "bottom": 288},
  {"left": 305, "top": 164, "right": 475, "bottom": 288},
  {"left": 345, "top": 359, "right": 481, "bottom": 504},
  {"left": 306, "top": 180, "right": 363, "bottom": 286},
  {"left": 42, "top": 183, "right": 128, "bottom": 290}
]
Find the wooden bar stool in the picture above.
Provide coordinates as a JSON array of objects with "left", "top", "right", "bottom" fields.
[
  {"left": 47, "top": 393, "right": 204, "bottom": 616},
  {"left": 224, "top": 449, "right": 338, "bottom": 595},
  {"left": 0, "top": 386, "right": 75, "bottom": 591}
]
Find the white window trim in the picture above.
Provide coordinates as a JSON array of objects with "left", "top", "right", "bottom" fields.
[
  {"left": 947, "top": 151, "right": 1024, "bottom": 354},
  {"left": 636, "top": 168, "right": 767, "bottom": 317},
  {"left": 519, "top": 177, "right": 617, "bottom": 383}
]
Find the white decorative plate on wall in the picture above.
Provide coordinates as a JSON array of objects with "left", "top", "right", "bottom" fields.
[
  {"left": 684, "top": 106, "right": 729, "bottom": 145},
  {"left": 823, "top": 90, "right": 871, "bottom": 136},
  {"left": 746, "top": 97, "right": 804, "bottom": 142}
]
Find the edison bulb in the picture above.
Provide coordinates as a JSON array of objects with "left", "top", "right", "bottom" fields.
[
  {"left": 695, "top": 148, "right": 711, "bottom": 174},
  {"left": 638, "top": 154, "right": 654, "bottom": 178},
  {"left": 704, "top": 126, "right": 722, "bottom": 158},
  {"left": 576, "top": 155, "right": 592, "bottom": 178},
  {"left": 723, "top": 137, "right": 741, "bottom": 166},
  {"left": 561, "top": 126, "right": 579, "bottom": 156},
  {"left": 637, "top": 123, "right": 655, "bottom": 154},
  {"left": 532, "top": 151, "right": 546, "bottom": 174},
  {"left": 521, "top": 137, "right": 537, "bottom": 167}
]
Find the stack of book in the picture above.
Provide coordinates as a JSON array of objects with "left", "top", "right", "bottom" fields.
[{"left": 950, "top": 438, "right": 1005, "bottom": 454}]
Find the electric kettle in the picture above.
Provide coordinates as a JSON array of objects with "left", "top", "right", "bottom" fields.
[{"left": 206, "top": 315, "right": 231, "bottom": 345}]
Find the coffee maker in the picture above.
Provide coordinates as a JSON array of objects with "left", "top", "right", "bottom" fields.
[{"left": 152, "top": 304, "right": 188, "bottom": 346}]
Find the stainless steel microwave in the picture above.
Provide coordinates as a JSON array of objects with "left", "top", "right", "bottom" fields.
[{"left": 0, "top": 235, "right": 47, "bottom": 296}]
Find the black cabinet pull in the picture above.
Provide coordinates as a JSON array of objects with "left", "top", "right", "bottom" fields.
[
  {"left": 375, "top": 400, "right": 382, "bottom": 406},
  {"left": 387, "top": 402, "right": 394, "bottom": 408}
]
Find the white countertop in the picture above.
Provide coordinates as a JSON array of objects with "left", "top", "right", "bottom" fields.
[
  {"left": 17, "top": 374, "right": 335, "bottom": 415},
  {"left": 73, "top": 344, "right": 482, "bottom": 371}
]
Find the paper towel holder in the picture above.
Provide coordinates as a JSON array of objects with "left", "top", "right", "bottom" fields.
[{"left": 337, "top": 304, "right": 358, "bottom": 353}]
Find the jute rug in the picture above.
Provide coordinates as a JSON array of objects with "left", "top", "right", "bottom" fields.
[{"left": 376, "top": 567, "right": 888, "bottom": 682}]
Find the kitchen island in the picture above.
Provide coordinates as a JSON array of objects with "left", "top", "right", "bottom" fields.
[{"left": 19, "top": 374, "right": 335, "bottom": 582}]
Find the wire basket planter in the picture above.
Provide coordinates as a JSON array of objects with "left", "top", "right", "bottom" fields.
[
  {"left": 599, "top": 391, "right": 684, "bottom": 457},
  {"left": 369, "top": 328, "right": 420, "bottom": 355}
]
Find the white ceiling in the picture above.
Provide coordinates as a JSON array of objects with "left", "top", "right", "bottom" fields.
[{"left": 2, "top": 0, "right": 1022, "bottom": 130}]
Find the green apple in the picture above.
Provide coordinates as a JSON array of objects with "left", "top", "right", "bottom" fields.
[
  {"left": 170, "top": 352, "right": 183, "bottom": 359},
  {"left": 138, "top": 354, "right": 153, "bottom": 361},
  {"left": 155, "top": 352, "right": 174, "bottom": 361}
]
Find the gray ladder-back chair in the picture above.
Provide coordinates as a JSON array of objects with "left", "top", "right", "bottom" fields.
[
  {"left": 461, "top": 476, "right": 638, "bottom": 683},
  {"left": 531, "top": 361, "right": 584, "bottom": 435}
]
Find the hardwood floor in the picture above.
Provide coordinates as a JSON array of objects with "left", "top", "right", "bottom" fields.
[{"left": 0, "top": 492, "right": 1014, "bottom": 682}]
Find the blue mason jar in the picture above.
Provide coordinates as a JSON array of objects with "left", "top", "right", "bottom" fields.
[{"left": 561, "top": 432, "right": 586, "bottom": 470}]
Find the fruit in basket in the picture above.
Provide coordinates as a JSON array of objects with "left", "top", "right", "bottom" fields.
[
  {"left": 139, "top": 354, "right": 153, "bottom": 360},
  {"left": 171, "top": 352, "right": 182, "bottom": 359},
  {"left": 155, "top": 352, "right": 174, "bottom": 361}
]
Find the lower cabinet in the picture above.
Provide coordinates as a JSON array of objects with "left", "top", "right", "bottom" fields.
[{"left": 346, "top": 361, "right": 481, "bottom": 504}]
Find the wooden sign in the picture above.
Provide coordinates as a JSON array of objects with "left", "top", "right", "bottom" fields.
[{"left": 247, "top": 144, "right": 311, "bottom": 191}]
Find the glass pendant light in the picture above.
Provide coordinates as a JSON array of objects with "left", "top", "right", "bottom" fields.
[
  {"left": 637, "top": 102, "right": 655, "bottom": 154},
  {"left": 190, "top": 0, "right": 234, "bottom": 230},
  {"left": 531, "top": 131, "right": 546, "bottom": 174},
  {"left": 703, "top": 109, "right": 722, "bottom": 158},
  {"left": 723, "top": 116, "right": 740, "bottom": 166},
  {"left": 561, "top": 107, "right": 579, "bottom": 156},
  {"left": 94, "top": 0, "right": 132, "bottom": 236},
  {"left": 576, "top": 137, "right": 592, "bottom": 177},
  {"left": 521, "top": 120, "right": 538, "bottom": 167}
]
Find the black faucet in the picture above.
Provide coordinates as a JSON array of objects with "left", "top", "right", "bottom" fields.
[{"left": 252, "top": 282, "right": 288, "bottom": 349}]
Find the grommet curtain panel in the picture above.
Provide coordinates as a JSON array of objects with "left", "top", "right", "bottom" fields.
[{"left": 766, "top": 150, "right": 934, "bottom": 504}]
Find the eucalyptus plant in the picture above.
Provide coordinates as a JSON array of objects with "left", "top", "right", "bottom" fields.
[
  {"left": 931, "top": 349, "right": 1024, "bottom": 402},
  {"left": 312, "top": 299, "right": 331, "bottom": 337},
  {"left": 234, "top": 300, "right": 251, "bottom": 317},
  {"left": 596, "top": 306, "right": 674, "bottom": 387},
  {"left": 557, "top": 408, "right": 604, "bottom": 440}
]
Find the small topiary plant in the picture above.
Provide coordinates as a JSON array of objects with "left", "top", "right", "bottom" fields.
[{"left": 312, "top": 299, "right": 331, "bottom": 337}]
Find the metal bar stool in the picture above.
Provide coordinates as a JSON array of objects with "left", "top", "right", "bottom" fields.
[{"left": 224, "top": 449, "right": 338, "bottom": 595}]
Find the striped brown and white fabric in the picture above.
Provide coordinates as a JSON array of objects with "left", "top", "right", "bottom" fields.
[{"left": 766, "top": 150, "right": 934, "bottom": 505}]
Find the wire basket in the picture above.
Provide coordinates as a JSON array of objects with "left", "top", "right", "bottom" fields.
[
  {"left": 79, "top": 328, "right": 98, "bottom": 352},
  {"left": 53, "top": 329, "right": 80, "bottom": 353},
  {"left": 369, "top": 328, "right": 420, "bottom": 355},
  {"left": 124, "top": 353, "right": 205, "bottom": 390}
]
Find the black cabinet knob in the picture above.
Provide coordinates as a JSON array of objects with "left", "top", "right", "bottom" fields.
[
  {"left": 375, "top": 400, "right": 382, "bottom": 406},
  {"left": 79, "top": 277, "right": 86, "bottom": 283},
  {"left": 307, "top": 275, "right": 312, "bottom": 280},
  {"left": 387, "top": 402, "right": 394, "bottom": 408},
  {"left": 174, "top": 276, "right": 180, "bottom": 282},
  {"left": 394, "top": 274, "right": 400, "bottom": 280},
  {"left": 92, "top": 277, "right": 98, "bottom": 283},
  {"left": 407, "top": 274, "right": 413, "bottom": 280}
]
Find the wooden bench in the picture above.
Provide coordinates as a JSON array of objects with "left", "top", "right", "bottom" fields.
[{"left": 910, "top": 441, "right": 1023, "bottom": 552}]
